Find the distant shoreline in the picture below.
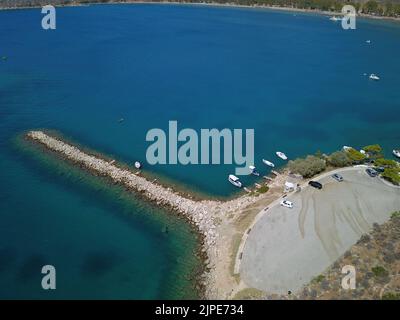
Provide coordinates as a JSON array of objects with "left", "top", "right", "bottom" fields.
[{"left": 1, "top": 1, "right": 400, "bottom": 23}]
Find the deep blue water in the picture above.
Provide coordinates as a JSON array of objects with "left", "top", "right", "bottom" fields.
[{"left": 0, "top": 4, "right": 399, "bottom": 298}]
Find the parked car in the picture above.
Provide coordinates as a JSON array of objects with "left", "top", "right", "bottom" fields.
[
  {"left": 366, "top": 168, "right": 378, "bottom": 177},
  {"left": 331, "top": 173, "right": 344, "bottom": 182},
  {"left": 308, "top": 181, "right": 323, "bottom": 189},
  {"left": 280, "top": 200, "right": 293, "bottom": 209},
  {"left": 374, "top": 166, "right": 385, "bottom": 173}
]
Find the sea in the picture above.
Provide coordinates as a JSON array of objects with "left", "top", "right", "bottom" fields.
[{"left": 0, "top": 3, "right": 399, "bottom": 298}]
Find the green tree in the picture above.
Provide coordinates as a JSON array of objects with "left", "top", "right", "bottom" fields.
[
  {"left": 328, "top": 151, "right": 351, "bottom": 167},
  {"left": 374, "top": 158, "right": 398, "bottom": 168},
  {"left": 288, "top": 155, "right": 326, "bottom": 178},
  {"left": 362, "top": 144, "right": 382, "bottom": 154},
  {"left": 381, "top": 168, "right": 400, "bottom": 185},
  {"left": 346, "top": 148, "right": 366, "bottom": 163}
]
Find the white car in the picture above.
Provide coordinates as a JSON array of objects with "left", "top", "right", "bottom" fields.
[{"left": 280, "top": 200, "right": 293, "bottom": 209}]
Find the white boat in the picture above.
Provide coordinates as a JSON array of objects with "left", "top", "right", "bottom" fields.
[
  {"left": 366, "top": 40, "right": 371, "bottom": 44},
  {"left": 329, "top": 16, "right": 340, "bottom": 21},
  {"left": 369, "top": 74, "right": 380, "bottom": 81},
  {"left": 262, "top": 159, "right": 275, "bottom": 167},
  {"left": 228, "top": 174, "right": 242, "bottom": 188},
  {"left": 342, "top": 146, "right": 352, "bottom": 151},
  {"left": 276, "top": 151, "right": 288, "bottom": 160},
  {"left": 393, "top": 150, "right": 400, "bottom": 158},
  {"left": 249, "top": 165, "right": 260, "bottom": 176},
  {"left": 134, "top": 161, "right": 142, "bottom": 169}
]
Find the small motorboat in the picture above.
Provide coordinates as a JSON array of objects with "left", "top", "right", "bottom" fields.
[
  {"left": 366, "top": 40, "right": 371, "bottom": 44},
  {"left": 369, "top": 74, "right": 380, "bottom": 81},
  {"left": 342, "top": 146, "right": 352, "bottom": 151},
  {"left": 262, "top": 159, "right": 275, "bottom": 167},
  {"left": 276, "top": 151, "right": 288, "bottom": 160},
  {"left": 134, "top": 161, "right": 142, "bottom": 169},
  {"left": 228, "top": 174, "right": 242, "bottom": 188},
  {"left": 249, "top": 166, "right": 260, "bottom": 176},
  {"left": 393, "top": 149, "right": 400, "bottom": 159},
  {"left": 329, "top": 16, "right": 340, "bottom": 21}
]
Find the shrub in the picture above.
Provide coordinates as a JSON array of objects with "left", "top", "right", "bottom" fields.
[
  {"left": 391, "top": 211, "right": 400, "bottom": 219},
  {"left": 257, "top": 185, "right": 269, "bottom": 194},
  {"left": 288, "top": 155, "right": 326, "bottom": 178},
  {"left": 381, "top": 168, "right": 400, "bottom": 185},
  {"left": 374, "top": 158, "right": 398, "bottom": 168},
  {"left": 346, "top": 148, "right": 367, "bottom": 163},
  {"left": 371, "top": 266, "right": 388, "bottom": 277},
  {"left": 362, "top": 144, "right": 382, "bottom": 154},
  {"left": 312, "top": 274, "right": 325, "bottom": 283},
  {"left": 328, "top": 151, "right": 351, "bottom": 167},
  {"left": 382, "top": 292, "right": 400, "bottom": 300}
]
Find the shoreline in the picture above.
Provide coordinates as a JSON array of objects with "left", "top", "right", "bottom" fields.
[
  {"left": 1, "top": 1, "right": 400, "bottom": 23},
  {"left": 17, "top": 132, "right": 205, "bottom": 298},
  {"left": 22, "top": 130, "right": 400, "bottom": 299},
  {"left": 25, "top": 129, "right": 268, "bottom": 299}
]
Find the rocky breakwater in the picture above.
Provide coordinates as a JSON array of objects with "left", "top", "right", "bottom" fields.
[
  {"left": 26, "top": 130, "right": 263, "bottom": 298},
  {"left": 27, "top": 130, "right": 220, "bottom": 248}
]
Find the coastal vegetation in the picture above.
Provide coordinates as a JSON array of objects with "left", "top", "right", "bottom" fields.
[
  {"left": 327, "top": 150, "right": 351, "bottom": 167},
  {"left": 371, "top": 265, "right": 389, "bottom": 277},
  {"left": 2, "top": 0, "right": 400, "bottom": 18},
  {"left": 382, "top": 292, "right": 400, "bottom": 300},
  {"left": 345, "top": 147, "right": 367, "bottom": 163},
  {"left": 287, "top": 155, "right": 326, "bottom": 178},
  {"left": 286, "top": 144, "right": 400, "bottom": 185}
]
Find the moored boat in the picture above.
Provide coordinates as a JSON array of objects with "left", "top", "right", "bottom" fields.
[
  {"left": 276, "top": 151, "right": 288, "bottom": 160},
  {"left": 369, "top": 74, "right": 380, "bottom": 81},
  {"left": 249, "top": 165, "right": 260, "bottom": 176},
  {"left": 228, "top": 174, "right": 242, "bottom": 188},
  {"left": 393, "top": 149, "right": 400, "bottom": 158},
  {"left": 262, "top": 159, "right": 275, "bottom": 167},
  {"left": 134, "top": 161, "right": 142, "bottom": 169}
]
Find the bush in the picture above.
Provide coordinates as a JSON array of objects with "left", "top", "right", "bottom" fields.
[
  {"left": 362, "top": 144, "right": 382, "bottom": 154},
  {"left": 362, "top": 144, "right": 384, "bottom": 159},
  {"left": 374, "top": 158, "right": 398, "bottom": 168},
  {"left": 312, "top": 274, "right": 325, "bottom": 284},
  {"left": 288, "top": 155, "right": 326, "bottom": 178},
  {"left": 257, "top": 185, "right": 269, "bottom": 194},
  {"left": 328, "top": 151, "right": 351, "bottom": 167},
  {"left": 391, "top": 211, "right": 400, "bottom": 219},
  {"left": 371, "top": 266, "right": 388, "bottom": 277},
  {"left": 381, "top": 168, "right": 400, "bottom": 185},
  {"left": 346, "top": 148, "right": 367, "bottom": 163},
  {"left": 382, "top": 292, "right": 400, "bottom": 300}
]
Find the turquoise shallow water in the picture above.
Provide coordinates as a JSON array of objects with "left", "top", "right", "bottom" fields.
[{"left": 0, "top": 4, "right": 400, "bottom": 298}]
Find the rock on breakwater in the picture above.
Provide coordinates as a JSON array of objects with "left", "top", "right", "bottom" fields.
[
  {"left": 26, "top": 130, "right": 263, "bottom": 298},
  {"left": 26, "top": 132, "right": 257, "bottom": 241}
]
